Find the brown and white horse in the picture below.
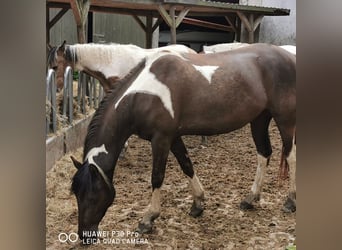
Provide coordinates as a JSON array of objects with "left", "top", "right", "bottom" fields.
[
  {"left": 47, "top": 41, "right": 196, "bottom": 92},
  {"left": 70, "top": 43, "right": 296, "bottom": 241}
]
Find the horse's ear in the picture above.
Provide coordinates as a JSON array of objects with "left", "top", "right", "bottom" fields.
[
  {"left": 70, "top": 155, "right": 82, "bottom": 169},
  {"left": 59, "top": 40, "right": 67, "bottom": 51},
  {"left": 47, "top": 43, "right": 53, "bottom": 51}
]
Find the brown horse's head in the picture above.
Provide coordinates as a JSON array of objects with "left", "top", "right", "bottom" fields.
[{"left": 47, "top": 41, "right": 76, "bottom": 91}]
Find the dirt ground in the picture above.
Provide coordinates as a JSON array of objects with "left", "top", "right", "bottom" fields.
[{"left": 46, "top": 121, "right": 296, "bottom": 250}]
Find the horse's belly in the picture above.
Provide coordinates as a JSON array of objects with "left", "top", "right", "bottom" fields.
[{"left": 178, "top": 104, "right": 263, "bottom": 136}]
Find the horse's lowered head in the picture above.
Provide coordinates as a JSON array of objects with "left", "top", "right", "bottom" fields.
[
  {"left": 70, "top": 155, "right": 115, "bottom": 242},
  {"left": 47, "top": 40, "right": 76, "bottom": 91}
]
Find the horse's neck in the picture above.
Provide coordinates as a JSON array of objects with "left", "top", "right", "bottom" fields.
[
  {"left": 83, "top": 107, "right": 133, "bottom": 180},
  {"left": 73, "top": 44, "right": 147, "bottom": 80}
]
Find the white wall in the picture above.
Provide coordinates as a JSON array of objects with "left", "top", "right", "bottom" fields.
[{"left": 240, "top": 0, "right": 296, "bottom": 45}]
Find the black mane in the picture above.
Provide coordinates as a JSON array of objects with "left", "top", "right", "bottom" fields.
[
  {"left": 65, "top": 45, "right": 77, "bottom": 63},
  {"left": 83, "top": 58, "right": 147, "bottom": 159},
  {"left": 47, "top": 46, "right": 57, "bottom": 67}
]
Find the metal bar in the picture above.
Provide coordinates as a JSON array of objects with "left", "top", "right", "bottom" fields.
[
  {"left": 93, "top": 79, "right": 98, "bottom": 108},
  {"left": 89, "top": 77, "right": 94, "bottom": 109},
  {"left": 77, "top": 72, "right": 82, "bottom": 112},
  {"left": 68, "top": 68, "right": 73, "bottom": 123},
  {"left": 46, "top": 70, "right": 52, "bottom": 135},
  {"left": 51, "top": 72, "right": 57, "bottom": 133},
  {"left": 81, "top": 72, "right": 86, "bottom": 114}
]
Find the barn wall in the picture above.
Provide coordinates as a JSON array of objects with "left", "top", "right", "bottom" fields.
[
  {"left": 239, "top": 0, "right": 296, "bottom": 45},
  {"left": 48, "top": 10, "right": 156, "bottom": 48},
  {"left": 92, "top": 13, "right": 146, "bottom": 47},
  {"left": 49, "top": 9, "right": 78, "bottom": 45}
]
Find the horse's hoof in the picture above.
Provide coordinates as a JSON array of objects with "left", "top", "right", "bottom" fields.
[
  {"left": 136, "top": 222, "right": 153, "bottom": 234},
  {"left": 189, "top": 204, "right": 204, "bottom": 218},
  {"left": 240, "top": 201, "right": 255, "bottom": 210},
  {"left": 282, "top": 197, "right": 296, "bottom": 213}
]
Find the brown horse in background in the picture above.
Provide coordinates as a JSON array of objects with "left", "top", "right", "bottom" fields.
[{"left": 70, "top": 43, "right": 296, "bottom": 241}]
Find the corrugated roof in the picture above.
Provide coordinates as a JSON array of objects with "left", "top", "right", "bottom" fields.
[{"left": 47, "top": 0, "right": 290, "bottom": 16}]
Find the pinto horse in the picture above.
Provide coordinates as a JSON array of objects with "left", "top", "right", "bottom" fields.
[
  {"left": 70, "top": 43, "right": 296, "bottom": 241},
  {"left": 47, "top": 41, "right": 196, "bottom": 91}
]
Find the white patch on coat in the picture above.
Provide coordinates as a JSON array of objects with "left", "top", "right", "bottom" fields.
[
  {"left": 85, "top": 144, "right": 111, "bottom": 187},
  {"left": 141, "top": 188, "right": 161, "bottom": 224},
  {"left": 251, "top": 154, "right": 268, "bottom": 194},
  {"left": 188, "top": 174, "right": 204, "bottom": 199},
  {"left": 114, "top": 66, "right": 175, "bottom": 118},
  {"left": 192, "top": 65, "right": 219, "bottom": 83}
]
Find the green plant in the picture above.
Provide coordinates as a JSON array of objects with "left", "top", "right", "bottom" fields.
[{"left": 73, "top": 71, "right": 79, "bottom": 81}]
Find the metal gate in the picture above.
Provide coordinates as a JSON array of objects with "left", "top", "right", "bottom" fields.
[{"left": 46, "top": 67, "right": 104, "bottom": 136}]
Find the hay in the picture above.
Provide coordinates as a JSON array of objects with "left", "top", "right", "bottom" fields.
[{"left": 46, "top": 122, "right": 296, "bottom": 249}]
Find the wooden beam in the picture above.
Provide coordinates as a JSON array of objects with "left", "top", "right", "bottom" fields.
[
  {"left": 248, "top": 13, "right": 254, "bottom": 43},
  {"left": 183, "top": 17, "right": 234, "bottom": 32},
  {"left": 253, "top": 15, "right": 264, "bottom": 31},
  {"left": 133, "top": 15, "right": 147, "bottom": 32},
  {"left": 237, "top": 11, "right": 252, "bottom": 32},
  {"left": 152, "top": 16, "right": 163, "bottom": 32},
  {"left": 48, "top": 7, "right": 69, "bottom": 30},
  {"left": 158, "top": 5, "right": 191, "bottom": 44},
  {"left": 175, "top": 7, "right": 190, "bottom": 27},
  {"left": 158, "top": 5, "right": 172, "bottom": 27},
  {"left": 70, "top": 0, "right": 82, "bottom": 25},
  {"left": 70, "top": 0, "right": 90, "bottom": 43},
  {"left": 146, "top": 15, "right": 153, "bottom": 48},
  {"left": 170, "top": 6, "right": 177, "bottom": 44},
  {"left": 224, "top": 16, "right": 237, "bottom": 33}
]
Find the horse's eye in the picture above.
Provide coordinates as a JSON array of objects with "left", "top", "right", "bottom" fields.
[{"left": 52, "top": 66, "right": 57, "bottom": 70}]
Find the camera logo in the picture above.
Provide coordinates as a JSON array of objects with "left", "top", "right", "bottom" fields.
[{"left": 58, "top": 232, "right": 79, "bottom": 243}]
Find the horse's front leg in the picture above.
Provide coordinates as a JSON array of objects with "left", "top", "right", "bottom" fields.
[
  {"left": 136, "top": 134, "right": 171, "bottom": 234},
  {"left": 171, "top": 137, "right": 204, "bottom": 217}
]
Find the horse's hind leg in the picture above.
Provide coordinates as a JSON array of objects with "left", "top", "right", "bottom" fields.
[
  {"left": 171, "top": 136, "right": 204, "bottom": 217},
  {"left": 137, "top": 134, "right": 171, "bottom": 234},
  {"left": 275, "top": 121, "right": 296, "bottom": 213},
  {"left": 241, "top": 111, "right": 272, "bottom": 210}
]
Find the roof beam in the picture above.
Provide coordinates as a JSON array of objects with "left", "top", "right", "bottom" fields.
[
  {"left": 182, "top": 17, "right": 234, "bottom": 32},
  {"left": 158, "top": 5, "right": 191, "bottom": 44}
]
